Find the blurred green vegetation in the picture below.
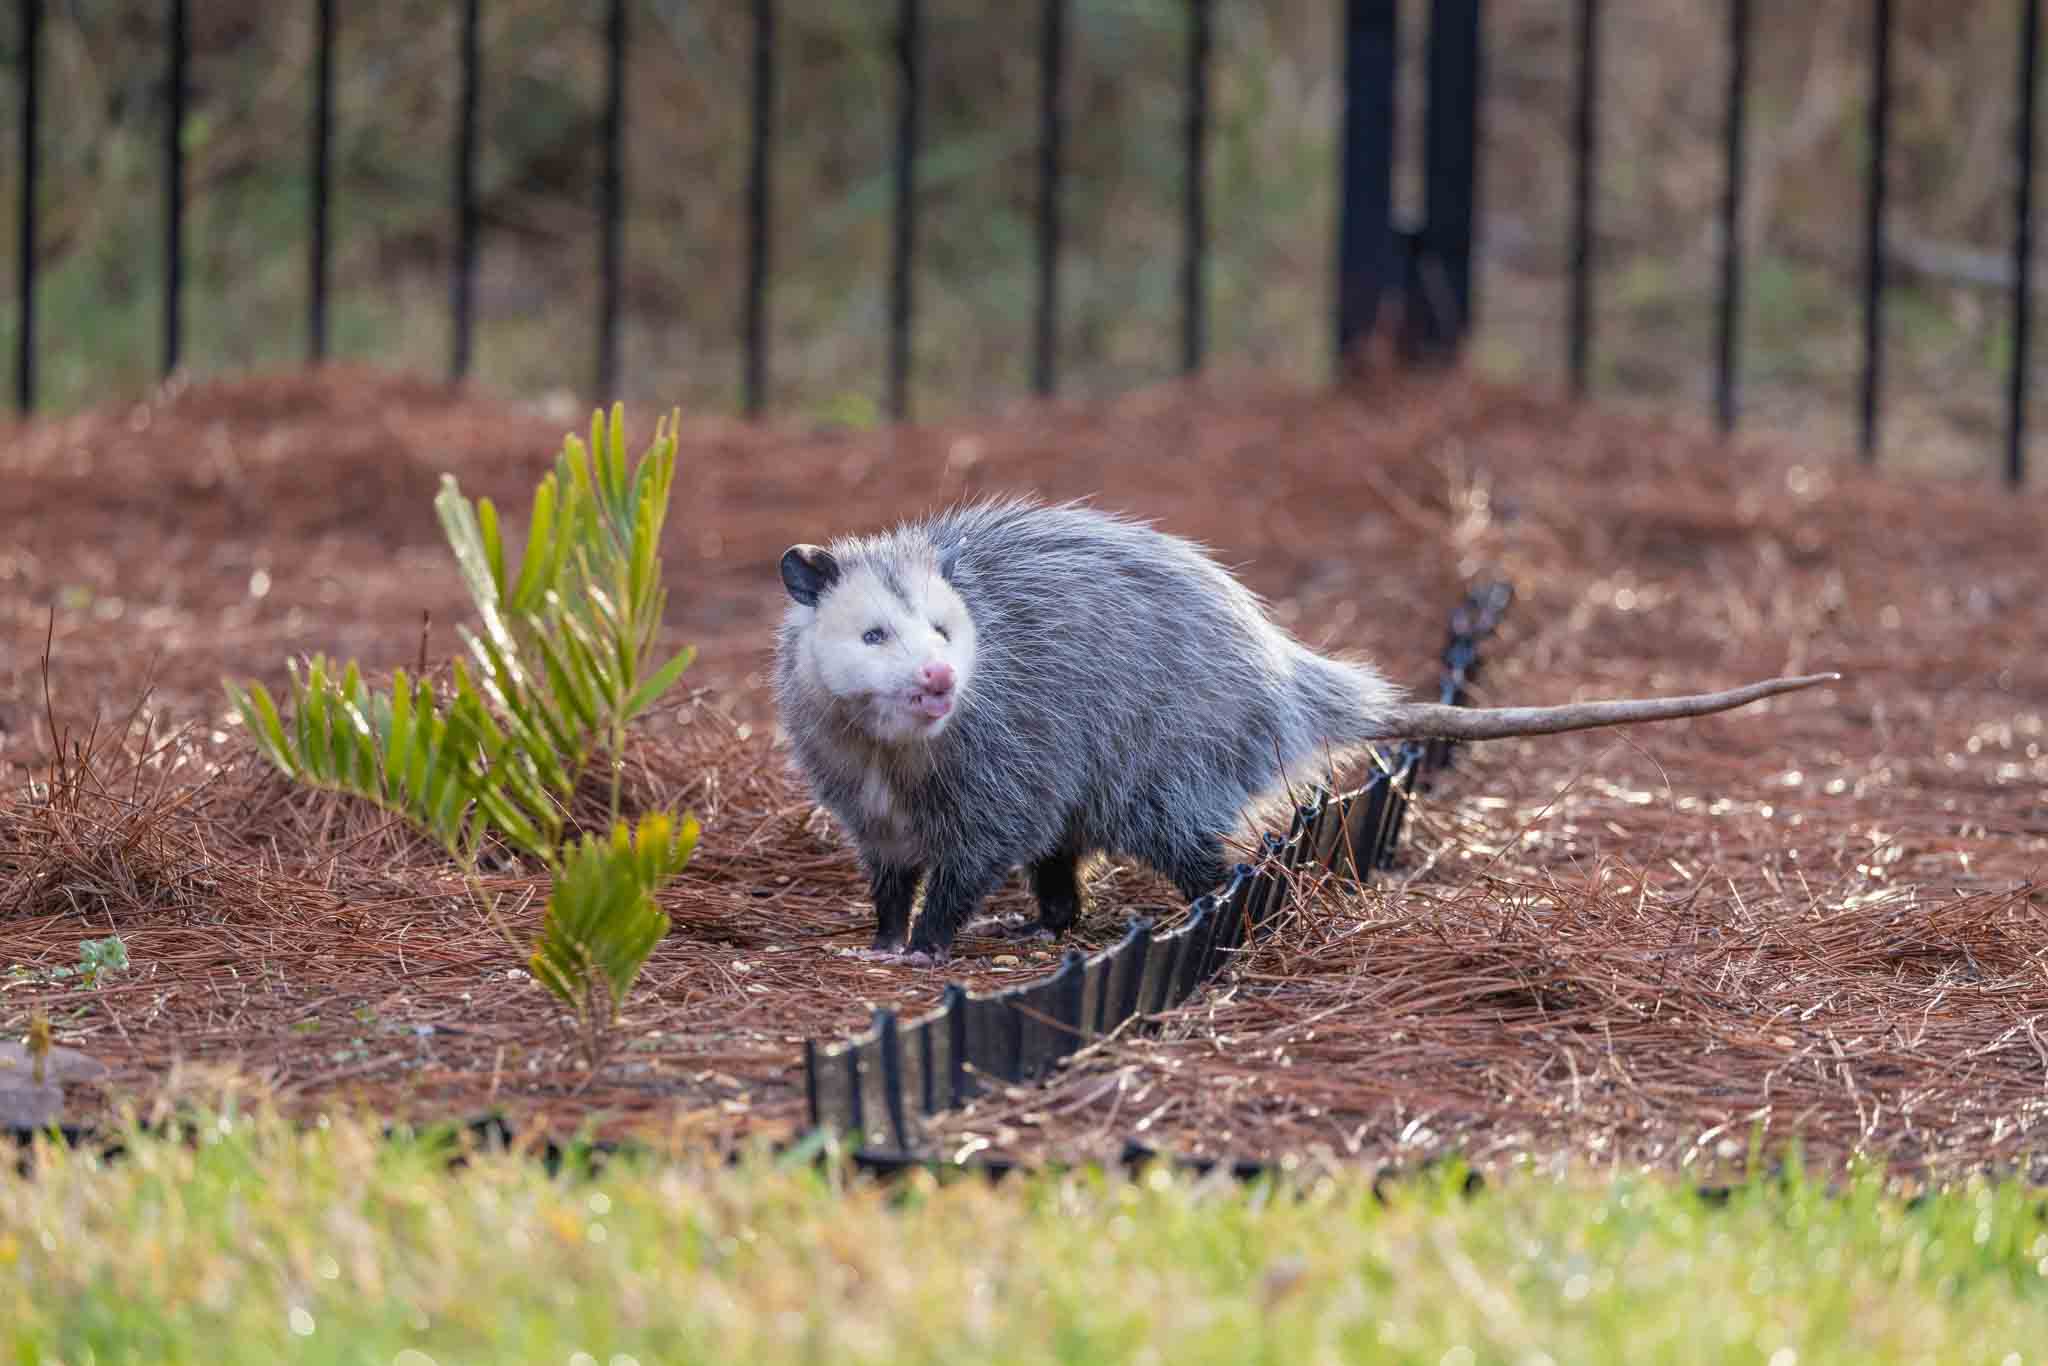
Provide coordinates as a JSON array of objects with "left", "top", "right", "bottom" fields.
[
  {"left": 0, "top": 1, "right": 2038, "bottom": 475},
  {"left": 12, "top": 1105, "right": 2048, "bottom": 1362}
]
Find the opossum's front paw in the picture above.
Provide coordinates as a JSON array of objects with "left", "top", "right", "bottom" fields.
[{"left": 901, "top": 933, "right": 953, "bottom": 965}]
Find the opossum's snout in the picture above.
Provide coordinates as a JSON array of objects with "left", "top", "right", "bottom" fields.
[{"left": 909, "top": 661, "right": 956, "bottom": 723}]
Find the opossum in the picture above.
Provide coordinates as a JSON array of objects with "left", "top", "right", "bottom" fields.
[{"left": 773, "top": 498, "right": 1834, "bottom": 962}]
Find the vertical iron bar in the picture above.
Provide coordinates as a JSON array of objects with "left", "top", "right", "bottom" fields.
[
  {"left": 1421, "top": 0, "right": 1481, "bottom": 353},
  {"left": 1859, "top": 0, "right": 1891, "bottom": 463},
  {"left": 2009, "top": 0, "right": 2040, "bottom": 487},
  {"left": 1181, "top": 0, "right": 1211, "bottom": 374},
  {"left": 744, "top": 0, "right": 773, "bottom": 417},
  {"left": 597, "top": 0, "right": 626, "bottom": 400},
  {"left": 1334, "top": 0, "right": 1399, "bottom": 370},
  {"left": 308, "top": 0, "right": 334, "bottom": 363},
  {"left": 15, "top": 0, "right": 39, "bottom": 411},
  {"left": 163, "top": 0, "right": 187, "bottom": 378},
  {"left": 1033, "top": 0, "right": 1066, "bottom": 396},
  {"left": 1714, "top": 0, "right": 1749, "bottom": 433},
  {"left": 1568, "top": 0, "right": 1599, "bottom": 396},
  {"left": 451, "top": 0, "right": 481, "bottom": 381},
  {"left": 889, "top": 0, "right": 922, "bottom": 421}
]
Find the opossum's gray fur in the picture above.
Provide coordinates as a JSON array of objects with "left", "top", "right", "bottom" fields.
[
  {"left": 773, "top": 496, "right": 1836, "bottom": 960},
  {"left": 776, "top": 497, "right": 1391, "bottom": 956}
]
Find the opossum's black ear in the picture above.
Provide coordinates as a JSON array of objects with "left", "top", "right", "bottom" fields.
[
  {"left": 780, "top": 545, "right": 840, "bottom": 606},
  {"left": 937, "top": 540, "right": 964, "bottom": 580}
]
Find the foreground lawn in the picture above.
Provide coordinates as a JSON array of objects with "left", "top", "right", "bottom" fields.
[{"left": 6, "top": 1111, "right": 2048, "bottom": 1364}]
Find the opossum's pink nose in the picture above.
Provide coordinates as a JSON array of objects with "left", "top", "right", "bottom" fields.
[{"left": 918, "top": 661, "right": 956, "bottom": 695}]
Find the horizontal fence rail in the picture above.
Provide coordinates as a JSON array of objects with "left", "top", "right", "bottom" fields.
[
  {"left": 801, "top": 580, "right": 1515, "bottom": 1157},
  {"left": 5, "top": 3, "right": 2035, "bottom": 482}
]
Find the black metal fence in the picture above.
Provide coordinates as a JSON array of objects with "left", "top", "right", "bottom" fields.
[
  {"left": 7, "top": 4, "right": 2038, "bottom": 483},
  {"left": 803, "top": 581, "right": 1513, "bottom": 1155}
]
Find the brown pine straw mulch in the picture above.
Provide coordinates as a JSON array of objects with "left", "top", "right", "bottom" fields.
[{"left": 2, "top": 364, "right": 2044, "bottom": 1179}]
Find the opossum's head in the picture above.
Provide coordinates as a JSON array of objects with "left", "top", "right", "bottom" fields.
[{"left": 779, "top": 541, "right": 978, "bottom": 745}]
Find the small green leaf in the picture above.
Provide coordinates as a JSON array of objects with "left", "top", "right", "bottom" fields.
[
  {"left": 227, "top": 680, "right": 297, "bottom": 777},
  {"left": 478, "top": 496, "right": 507, "bottom": 599},
  {"left": 435, "top": 477, "right": 501, "bottom": 615},
  {"left": 534, "top": 627, "right": 602, "bottom": 736},
  {"left": 620, "top": 646, "right": 696, "bottom": 727},
  {"left": 508, "top": 476, "right": 559, "bottom": 614}
]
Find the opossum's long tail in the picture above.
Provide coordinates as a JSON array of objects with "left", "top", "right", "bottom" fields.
[{"left": 1361, "top": 672, "right": 1840, "bottom": 742}]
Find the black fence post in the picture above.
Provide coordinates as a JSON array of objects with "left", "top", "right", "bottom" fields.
[
  {"left": 163, "top": 0, "right": 187, "bottom": 380},
  {"left": 1034, "top": 0, "right": 1066, "bottom": 397},
  {"left": 597, "top": 0, "right": 626, "bottom": 401},
  {"left": 744, "top": 0, "right": 773, "bottom": 418},
  {"left": 1181, "top": 0, "right": 1212, "bottom": 374},
  {"left": 308, "top": 0, "right": 335, "bottom": 365},
  {"left": 2009, "top": 0, "right": 2040, "bottom": 488},
  {"left": 1568, "top": 0, "right": 1599, "bottom": 396},
  {"left": 1714, "top": 0, "right": 1750, "bottom": 434},
  {"left": 1859, "top": 0, "right": 1892, "bottom": 464},
  {"left": 15, "top": 0, "right": 39, "bottom": 412},
  {"left": 451, "top": 0, "right": 482, "bottom": 382},
  {"left": 1334, "top": 0, "right": 1398, "bottom": 373},
  {"left": 1419, "top": 0, "right": 1481, "bottom": 356},
  {"left": 888, "top": 0, "right": 923, "bottom": 422}
]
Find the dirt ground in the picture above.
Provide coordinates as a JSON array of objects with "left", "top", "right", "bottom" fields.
[{"left": 2, "top": 364, "right": 2044, "bottom": 1177}]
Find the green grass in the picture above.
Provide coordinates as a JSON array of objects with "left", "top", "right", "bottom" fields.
[{"left": 7, "top": 1107, "right": 2048, "bottom": 1363}]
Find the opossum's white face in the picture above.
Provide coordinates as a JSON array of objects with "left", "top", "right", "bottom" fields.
[{"left": 781, "top": 545, "right": 978, "bottom": 745}]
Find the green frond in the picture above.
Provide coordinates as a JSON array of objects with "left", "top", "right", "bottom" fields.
[
  {"left": 224, "top": 404, "right": 703, "bottom": 1060},
  {"left": 529, "top": 812, "right": 696, "bottom": 1020}
]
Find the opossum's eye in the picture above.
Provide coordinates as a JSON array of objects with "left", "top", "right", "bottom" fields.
[
  {"left": 862, "top": 627, "right": 887, "bottom": 646},
  {"left": 932, "top": 623, "right": 952, "bottom": 643}
]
